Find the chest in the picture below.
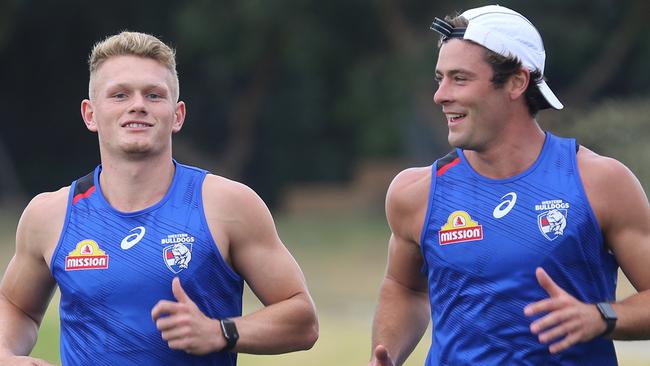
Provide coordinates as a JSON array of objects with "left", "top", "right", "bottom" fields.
[
  {"left": 52, "top": 207, "right": 215, "bottom": 302},
  {"left": 424, "top": 176, "right": 596, "bottom": 276}
]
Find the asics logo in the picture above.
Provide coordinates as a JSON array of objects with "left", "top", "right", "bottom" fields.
[
  {"left": 493, "top": 192, "right": 517, "bottom": 219},
  {"left": 120, "top": 226, "right": 146, "bottom": 250}
]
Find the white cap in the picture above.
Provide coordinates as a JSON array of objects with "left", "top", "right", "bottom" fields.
[{"left": 434, "top": 5, "right": 563, "bottom": 110}]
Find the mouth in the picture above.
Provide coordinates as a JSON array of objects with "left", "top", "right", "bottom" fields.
[
  {"left": 445, "top": 113, "right": 467, "bottom": 124},
  {"left": 121, "top": 121, "right": 153, "bottom": 128}
]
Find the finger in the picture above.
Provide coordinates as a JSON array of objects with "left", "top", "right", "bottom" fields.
[
  {"left": 33, "top": 360, "right": 56, "bottom": 366},
  {"left": 155, "top": 312, "right": 190, "bottom": 332},
  {"left": 160, "top": 325, "right": 192, "bottom": 341},
  {"left": 537, "top": 316, "right": 579, "bottom": 343},
  {"left": 535, "top": 267, "right": 566, "bottom": 298},
  {"left": 374, "top": 345, "right": 392, "bottom": 366},
  {"left": 548, "top": 330, "right": 581, "bottom": 354},
  {"left": 151, "top": 300, "right": 185, "bottom": 321},
  {"left": 172, "top": 277, "right": 191, "bottom": 303},
  {"left": 524, "top": 298, "right": 564, "bottom": 316},
  {"left": 167, "top": 338, "right": 191, "bottom": 351},
  {"left": 538, "top": 319, "right": 578, "bottom": 344},
  {"left": 530, "top": 309, "right": 573, "bottom": 334}
]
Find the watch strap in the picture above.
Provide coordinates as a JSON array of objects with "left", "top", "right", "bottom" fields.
[
  {"left": 596, "top": 302, "right": 617, "bottom": 337},
  {"left": 220, "top": 318, "right": 239, "bottom": 352}
]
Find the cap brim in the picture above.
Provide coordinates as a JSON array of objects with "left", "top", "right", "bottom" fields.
[{"left": 537, "top": 80, "right": 564, "bottom": 110}]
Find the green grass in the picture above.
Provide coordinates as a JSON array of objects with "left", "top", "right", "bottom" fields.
[{"left": 2, "top": 209, "right": 650, "bottom": 365}]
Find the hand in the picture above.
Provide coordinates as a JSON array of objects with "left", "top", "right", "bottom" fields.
[
  {"left": 524, "top": 267, "right": 608, "bottom": 354},
  {"left": 0, "top": 356, "right": 55, "bottom": 366},
  {"left": 369, "top": 345, "right": 395, "bottom": 366},
  {"left": 151, "top": 277, "right": 225, "bottom": 355}
]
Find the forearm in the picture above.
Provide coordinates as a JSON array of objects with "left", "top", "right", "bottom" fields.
[
  {"left": 371, "top": 277, "right": 430, "bottom": 366},
  {"left": 232, "top": 291, "right": 318, "bottom": 354},
  {"left": 611, "top": 289, "right": 650, "bottom": 340},
  {"left": 0, "top": 296, "right": 39, "bottom": 357}
]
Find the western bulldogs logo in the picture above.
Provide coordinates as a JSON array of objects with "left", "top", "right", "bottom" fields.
[
  {"left": 536, "top": 199, "right": 570, "bottom": 241},
  {"left": 163, "top": 243, "right": 193, "bottom": 274}
]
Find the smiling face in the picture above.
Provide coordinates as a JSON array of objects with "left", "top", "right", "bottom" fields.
[
  {"left": 433, "top": 39, "right": 513, "bottom": 152},
  {"left": 81, "top": 55, "right": 185, "bottom": 159}
]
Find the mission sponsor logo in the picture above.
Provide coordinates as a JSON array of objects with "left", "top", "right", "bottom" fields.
[
  {"left": 439, "top": 211, "right": 483, "bottom": 245},
  {"left": 536, "top": 199, "right": 569, "bottom": 241},
  {"left": 65, "top": 240, "right": 109, "bottom": 271}
]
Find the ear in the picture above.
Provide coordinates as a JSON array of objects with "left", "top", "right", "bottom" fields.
[
  {"left": 81, "top": 99, "right": 98, "bottom": 132},
  {"left": 171, "top": 101, "right": 186, "bottom": 133},
  {"left": 508, "top": 68, "right": 530, "bottom": 101}
]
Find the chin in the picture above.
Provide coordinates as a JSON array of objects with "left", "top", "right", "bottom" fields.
[
  {"left": 447, "top": 133, "right": 466, "bottom": 149},
  {"left": 121, "top": 142, "right": 153, "bottom": 155}
]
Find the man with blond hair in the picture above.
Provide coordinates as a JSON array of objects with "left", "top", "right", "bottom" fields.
[{"left": 0, "top": 31, "right": 318, "bottom": 365}]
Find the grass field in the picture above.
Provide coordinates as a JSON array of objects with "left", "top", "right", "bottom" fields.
[{"left": 1, "top": 208, "right": 650, "bottom": 365}]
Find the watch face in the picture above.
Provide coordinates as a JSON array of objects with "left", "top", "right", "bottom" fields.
[
  {"left": 222, "top": 319, "right": 239, "bottom": 339},
  {"left": 598, "top": 303, "right": 617, "bottom": 320}
]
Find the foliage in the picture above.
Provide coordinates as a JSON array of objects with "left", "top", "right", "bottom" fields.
[
  {"left": 550, "top": 96, "right": 650, "bottom": 192},
  {"left": 0, "top": 0, "right": 649, "bottom": 204}
]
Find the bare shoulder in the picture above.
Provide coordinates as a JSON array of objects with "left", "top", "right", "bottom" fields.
[
  {"left": 201, "top": 174, "right": 274, "bottom": 242},
  {"left": 202, "top": 174, "right": 266, "bottom": 215},
  {"left": 386, "top": 166, "right": 432, "bottom": 241},
  {"left": 24, "top": 187, "right": 70, "bottom": 216},
  {"left": 386, "top": 166, "right": 432, "bottom": 216},
  {"left": 577, "top": 146, "right": 635, "bottom": 182},
  {"left": 17, "top": 187, "right": 70, "bottom": 256},
  {"left": 577, "top": 146, "right": 642, "bottom": 196},
  {"left": 577, "top": 146, "right": 647, "bottom": 228}
]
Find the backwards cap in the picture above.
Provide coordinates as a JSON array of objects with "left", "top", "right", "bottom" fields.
[{"left": 431, "top": 5, "right": 563, "bottom": 110}]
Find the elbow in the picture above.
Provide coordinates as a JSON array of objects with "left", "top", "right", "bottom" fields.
[
  {"left": 295, "top": 293, "right": 319, "bottom": 350},
  {"left": 300, "top": 316, "right": 319, "bottom": 350},
  {"left": 286, "top": 292, "right": 319, "bottom": 351},
  {"left": 296, "top": 302, "right": 319, "bottom": 350}
]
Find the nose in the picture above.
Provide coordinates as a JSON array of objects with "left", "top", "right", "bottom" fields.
[
  {"left": 129, "top": 93, "right": 148, "bottom": 114},
  {"left": 433, "top": 79, "right": 451, "bottom": 106}
]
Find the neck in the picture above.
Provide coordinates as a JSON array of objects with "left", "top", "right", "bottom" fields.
[
  {"left": 98, "top": 153, "right": 176, "bottom": 212},
  {"left": 464, "top": 119, "right": 546, "bottom": 179}
]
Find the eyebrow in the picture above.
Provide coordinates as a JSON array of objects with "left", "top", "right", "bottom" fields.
[
  {"left": 435, "top": 69, "right": 478, "bottom": 78},
  {"left": 105, "top": 82, "right": 170, "bottom": 92}
]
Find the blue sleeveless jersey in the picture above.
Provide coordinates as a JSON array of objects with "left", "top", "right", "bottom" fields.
[
  {"left": 420, "top": 133, "right": 619, "bottom": 365},
  {"left": 51, "top": 162, "right": 244, "bottom": 365}
]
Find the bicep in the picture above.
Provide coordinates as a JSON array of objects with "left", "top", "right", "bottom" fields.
[
  {"left": 1, "top": 195, "right": 61, "bottom": 324},
  {"left": 383, "top": 169, "right": 430, "bottom": 294},
  {"left": 385, "top": 233, "right": 428, "bottom": 293},
  {"left": 0, "top": 252, "right": 56, "bottom": 325},
  {"left": 594, "top": 163, "right": 650, "bottom": 292},
  {"left": 229, "top": 195, "right": 309, "bottom": 306},
  {"left": 605, "top": 185, "right": 650, "bottom": 292}
]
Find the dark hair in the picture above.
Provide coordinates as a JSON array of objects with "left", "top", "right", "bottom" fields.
[
  {"left": 484, "top": 51, "right": 547, "bottom": 116},
  {"left": 439, "top": 15, "right": 547, "bottom": 116}
]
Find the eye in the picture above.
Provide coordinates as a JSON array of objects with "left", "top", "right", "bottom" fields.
[
  {"left": 112, "top": 93, "right": 128, "bottom": 99},
  {"left": 454, "top": 75, "right": 467, "bottom": 82},
  {"left": 434, "top": 75, "right": 442, "bottom": 85}
]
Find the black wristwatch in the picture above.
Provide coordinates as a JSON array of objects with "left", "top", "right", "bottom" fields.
[
  {"left": 596, "top": 302, "right": 617, "bottom": 337},
  {"left": 220, "top": 318, "right": 239, "bottom": 352}
]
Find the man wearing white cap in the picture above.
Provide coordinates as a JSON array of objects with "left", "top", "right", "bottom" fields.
[{"left": 369, "top": 5, "right": 650, "bottom": 365}]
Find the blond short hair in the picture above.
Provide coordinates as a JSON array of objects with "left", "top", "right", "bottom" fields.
[{"left": 87, "top": 31, "right": 179, "bottom": 101}]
